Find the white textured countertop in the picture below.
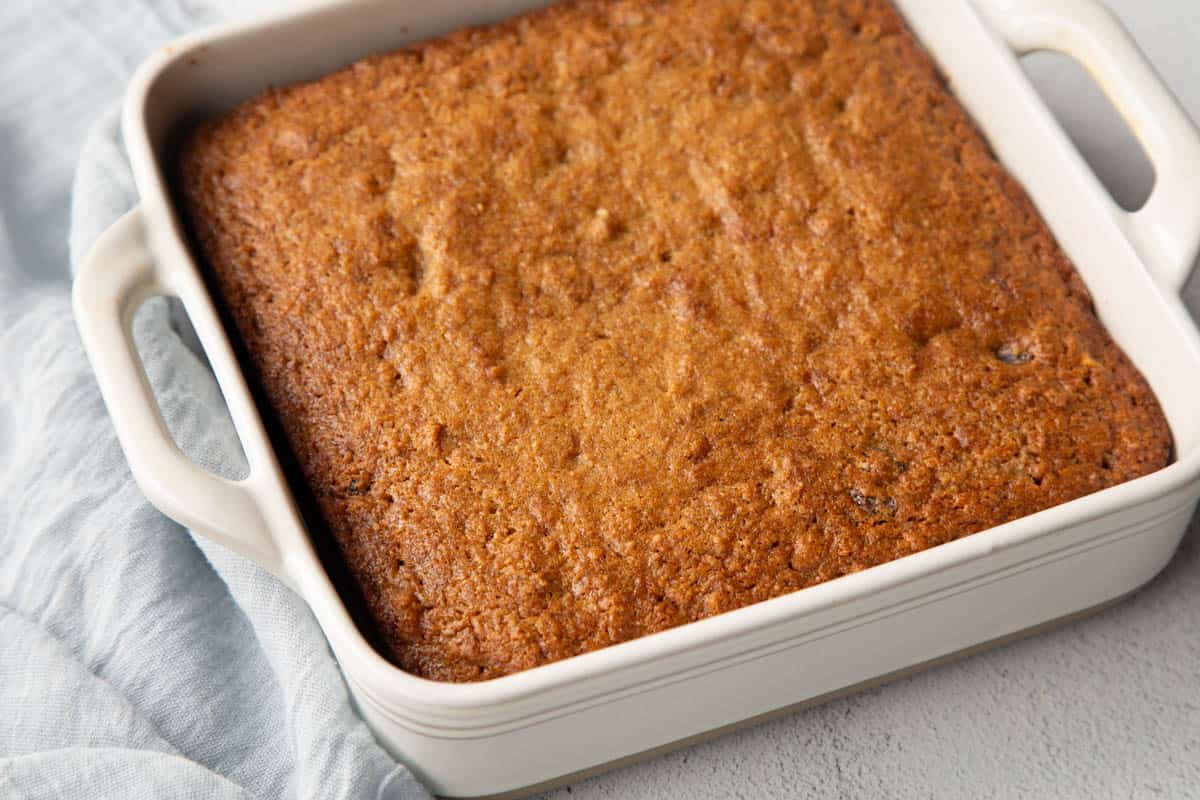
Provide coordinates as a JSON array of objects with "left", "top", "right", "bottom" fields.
[{"left": 544, "top": 3, "right": 1200, "bottom": 797}]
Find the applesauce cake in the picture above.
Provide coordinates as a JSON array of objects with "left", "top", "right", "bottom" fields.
[{"left": 178, "top": 0, "right": 1171, "bottom": 681}]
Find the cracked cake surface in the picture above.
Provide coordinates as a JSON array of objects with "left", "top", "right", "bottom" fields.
[{"left": 178, "top": 0, "right": 1171, "bottom": 681}]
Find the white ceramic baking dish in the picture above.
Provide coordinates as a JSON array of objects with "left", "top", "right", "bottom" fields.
[{"left": 73, "top": 0, "right": 1200, "bottom": 796}]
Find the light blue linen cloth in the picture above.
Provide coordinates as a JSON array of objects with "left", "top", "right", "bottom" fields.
[{"left": 0, "top": 2, "right": 430, "bottom": 796}]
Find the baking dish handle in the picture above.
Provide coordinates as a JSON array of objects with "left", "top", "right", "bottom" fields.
[
  {"left": 977, "top": 0, "right": 1200, "bottom": 293},
  {"left": 73, "top": 207, "right": 280, "bottom": 570}
]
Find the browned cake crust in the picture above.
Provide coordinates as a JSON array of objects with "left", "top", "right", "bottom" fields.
[{"left": 178, "top": 0, "right": 1171, "bottom": 681}]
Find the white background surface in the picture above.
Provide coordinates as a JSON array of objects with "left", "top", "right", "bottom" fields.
[{"left": 540, "top": 2, "right": 1200, "bottom": 797}]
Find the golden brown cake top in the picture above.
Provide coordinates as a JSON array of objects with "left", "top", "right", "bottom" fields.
[{"left": 179, "top": 0, "right": 1170, "bottom": 681}]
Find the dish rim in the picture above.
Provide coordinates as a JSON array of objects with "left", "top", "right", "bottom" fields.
[{"left": 105, "top": 0, "right": 1200, "bottom": 723}]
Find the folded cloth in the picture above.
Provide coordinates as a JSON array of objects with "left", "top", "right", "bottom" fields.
[{"left": 0, "top": 1, "right": 428, "bottom": 797}]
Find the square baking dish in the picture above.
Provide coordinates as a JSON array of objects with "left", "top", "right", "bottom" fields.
[{"left": 73, "top": 0, "right": 1200, "bottom": 796}]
